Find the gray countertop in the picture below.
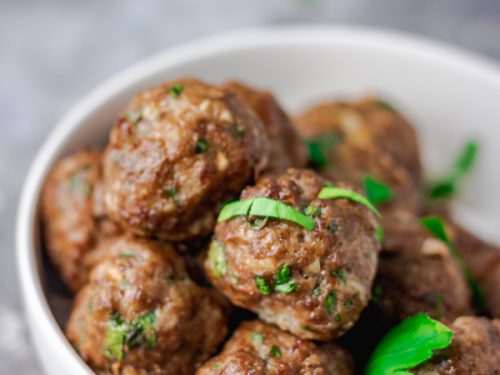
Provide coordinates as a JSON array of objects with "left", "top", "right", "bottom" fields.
[{"left": 2, "top": 0, "right": 500, "bottom": 373}]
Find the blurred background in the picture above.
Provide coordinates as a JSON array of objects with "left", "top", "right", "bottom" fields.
[{"left": 2, "top": 0, "right": 500, "bottom": 372}]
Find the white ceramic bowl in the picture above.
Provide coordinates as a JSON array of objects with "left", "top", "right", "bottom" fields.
[{"left": 17, "top": 26, "right": 500, "bottom": 374}]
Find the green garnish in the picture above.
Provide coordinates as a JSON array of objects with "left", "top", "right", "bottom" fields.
[
  {"left": 363, "top": 175, "right": 394, "bottom": 204},
  {"left": 208, "top": 241, "right": 227, "bottom": 277},
  {"left": 269, "top": 345, "right": 282, "bottom": 357},
  {"left": 306, "top": 133, "right": 340, "bottom": 168},
  {"left": 375, "top": 227, "right": 385, "bottom": 243},
  {"left": 255, "top": 276, "right": 272, "bottom": 295},
  {"left": 427, "top": 140, "right": 479, "bottom": 199},
  {"left": 230, "top": 125, "right": 245, "bottom": 138},
  {"left": 104, "top": 311, "right": 157, "bottom": 360},
  {"left": 328, "top": 220, "right": 339, "bottom": 234},
  {"left": 365, "top": 313, "right": 453, "bottom": 375},
  {"left": 126, "top": 109, "right": 143, "bottom": 124},
  {"left": 195, "top": 139, "right": 209, "bottom": 154},
  {"left": 274, "top": 264, "right": 297, "bottom": 295},
  {"left": 274, "top": 280, "right": 297, "bottom": 294},
  {"left": 330, "top": 268, "right": 347, "bottom": 283},
  {"left": 276, "top": 263, "right": 291, "bottom": 284},
  {"left": 120, "top": 251, "right": 134, "bottom": 258},
  {"left": 312, "top": 285, "right": 321, "bottom": 297},
  {"left": 304, "top": 204, "right": 322, "bottom": 218},
  {"left": 325, "top": 291, "right": 337, "bottom": 314},
  {"left": 251, "top": 332, "right": 264, "bottom": 345},
  {"left": 318, "top": 186, "right": 381, "bottom": 218},
  {"left": 421, "top": 216, "right": 485, "bottom": 312},
  {"left": 376, "top": 99, "right": 394, "bottom": 111},
  {"left": 218, "top": 198, "right": 316, "bottom": 231},
  {"left": 170, "top": 83, "right": 184, "bottom": 98},
  {"left": 165, "top": 274, "right": 174, "bottom": 284}
]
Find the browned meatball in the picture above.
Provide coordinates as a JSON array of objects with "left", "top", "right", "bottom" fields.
[
  {"left": 66, "top": 236, "right": 229, "bottom": 375},
  {"left": 103, "top": 78, "right": 270, "bottom": 241},
  {"left": 374, "top": 210, "right": 473, "bottom": 323},
  {"left": 449, "top": 223, "right": 500, "bottom": 318},
  {"left": 414, "top": 316, "right": 500, "bottom": 374},
  {"left": 206, "top": 169, "right": 380, "bottom": 340},
  {"left": 224, "top": 81, "right": 307, "bottom": 174},
  {"left": 196, "top": 320, "right": 354, "bottom": 375},
  {"left": 295, "top": 98, "right": 422, "bottom": 213},
  {"left": 42, "top": 150, "right": 121, "bottom": 291}
]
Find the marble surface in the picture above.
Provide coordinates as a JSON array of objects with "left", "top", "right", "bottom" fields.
[{"left": 1, "top": 0, "right": 500, "bottom": 373}]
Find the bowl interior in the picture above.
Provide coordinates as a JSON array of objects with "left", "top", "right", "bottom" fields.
[{"left": 21, "top": 27, "right": 500, "bottom": 372}]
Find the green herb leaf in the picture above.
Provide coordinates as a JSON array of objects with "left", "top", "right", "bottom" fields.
[
  {"left": 363, "top": 175, "right": 394, "bottom": 204},
  {"left": 325, "top": 291, "right": 337, "bottom": 314},
  {"left": 274, "top": 279, "right": 297, "bottom": 294},
  {"left": 251, "top": 332, "right": 264, "bottom": 345},
  {"left": 427, "top": 140, "right": 479, "bottom": 200},
  {"left": 208, "top": 241, "right": 227, "bottom": 277},
  {"left": 375, "top": 227, "right": 385, "bottom": 243},
  {"left": 104, "top": 312, "right": 127, "bottom": 360},
  {"left": 255, "top": 276, "right": 272, "bottom": 295},
  {"left": 276, "top": 264, "right": 291, "bottom": 284},
  {"left": 330, "top": 268, "right": 347, "bottom": 283},
  {"left": 420, "top": 216, "right": 449, "bottom": 243},
  {"left": 195, "top": 139, "right": 209, "bottom": 154},
  {"left": 304, "top": 204, "right": 322, "bottom": 218},
  {"left": 218, "top": 197, "right": 316, "bottom": 231},
  {"left": 306, "top": 133, "right": 340, "bottom": 168},
  {"left": 170, "top": 83, "right": 184, "bottom": 99},
  {"left": 312, "top": 285, "right": 321, "bottom": 297},
  {"left": 318, "top": 186, "right": 381, "bottom": 218},
  {"left": 269, "top": 345, "right": 282, "bottom": 357},
  {"left": 366, "top": 313, "right": 453, "bottom": 375}
]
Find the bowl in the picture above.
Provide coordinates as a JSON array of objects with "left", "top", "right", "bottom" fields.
[{"left": 17, "top": 26, "right": 500, "bottom": 374}]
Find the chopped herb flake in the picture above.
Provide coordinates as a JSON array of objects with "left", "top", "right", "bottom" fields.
[
  {"left": 208, "top": 241, "right": 227, "bottom": 277},
  {"left": 376, "top": 99, "right": 394, "bottom": 111},
  {"left": 120, "top": 251, "right": 134, "bottom": 258},
  {"left": 274, "top": 279, "right": 297, "bottom": 294},
  {"left": 251, "top": 332, "right": 264, "bottom": 345},
  {"left": 306, "top": 133, "right": 340, "bottom": 168},
  {"left": 230, "top": 125, "right": 245, "bottom": 138},
  {"left": 325, "top": 291, "right": 337, "bottom": 314},
  {"left": 195, "top": 139, "right": 209, "bottom": 154},
  {"left": 269, "top": 345, "right": 282, "bottom": 357},
  {"left": 328, "top": 220, "right": 339, "bottom": 234},
  {"left": 255, "top": 276, "right": 272, "bottom": 295},
  {"left": 165, "top": 274, "right": 174, "bottom": 284},
  {"left": 304, "top": 204, "right": 322, "bottom": 218},
  {"left": 276, "top": 264, "right": 291, "bottom": 284},
  {"left": 170, "top": 83, "right": 184, "bottom": 98},
  {"left": 330, "top": 268, "right": 347, "bottom": 283},
  {"left": 363, "top": 175, "right": 394, "bottom": 204},
  {"left": 126, "top": 109, "right": 143, "bottom": 124},
  {"left": 312, "top": 285, "right": 321, "bottom": 297},
  {"left": 318, "top": 186, "right": 381, "bottom": 218},
  {"left": 375, "top": 226, "right": 385, "bottom": 243}
]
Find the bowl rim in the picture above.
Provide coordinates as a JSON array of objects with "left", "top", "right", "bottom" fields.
[{"left": 16, "top": 24, "right": 500, "bottom": 373}]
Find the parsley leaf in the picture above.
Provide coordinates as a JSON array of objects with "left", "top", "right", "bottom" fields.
[
  {"left": 170, "top": 83, "right": 184, "bottom": 98},
  {"left": 363, "top": 175, "right": 394, "bottom": 204},
  {"left": 306, "top": 133, "right": 340, "bottom": 168},
  {"left": 255, "top": 276, "right": 272, "bottom": 295},
  {"left": 366, "top": 313, "right": 453, "bottom": 375},
  {"left": 269, "top": 345, "right": 282, "bottom": 357},
  {"left": 318, "top": 186, "right": 381, "bottom": 218},
  {"left": 325, "top": 291, "right": 337, "bottom": 314},
  {"left": 274, "top": 264, "right": 297, "bottom": 294},
  {"left": 195, "top": 139, "right": 209, "bottom": 154}
]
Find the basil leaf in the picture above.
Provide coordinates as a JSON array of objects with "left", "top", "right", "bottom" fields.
[
  {"left": 363, "top": 175, "right": 394, "bottom": 204},
  {"left": 318, "top": 186, "right": 381, "bottom": 218},
  {"left": 306, "top": 133, "right": 340, "bottom": 168},
  {"left": 218, "top": 198, "right": 316, "bottom": 230},
  {"left": 366, "top": 313, "right": 453, "bottom": 375}
]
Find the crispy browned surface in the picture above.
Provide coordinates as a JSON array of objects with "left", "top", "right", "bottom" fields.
[
  {"left": 196, "top": 320, "right": 354, "bottom": 375},
  {"left": 224, "top": 81, "right": 307, "bottom": 174},
  {"left": 374, "top": 210, "right": 473, "bottom": 323},
  {"left": 414, "top": 316, "right": 500, "bottom": 374},
  {"left": 206, "top": 169, "right": 380, "bottom": 340},
  {"left": 294, "top": 98, "right": 422, "bottom": 213},
  {"left": 42, "top": 149, "right": 121, "bottom": 291},
  {"left": 66, "top": 236, "right": 229, "bottom": 375},
  {"left": 449, "top": 224, "right": 500, "bottom": 318},
  {"left": 103, "top": 78, "right": 270, "bottom": 241}
]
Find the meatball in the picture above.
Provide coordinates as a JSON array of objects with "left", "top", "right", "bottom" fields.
[
  {"left": 294, "top": 98, "right": 422, "bottom": 213},
  {"left": 224, "top": 81, "right": 307, "bottom": 174},
  {"left": 66, "top": 236, "right": 229, "bottom": 374},
  {"left": 374, "top": 210, "right": 473, "bottom": 323},
  {"left": 42, "top": 150, "right": 121, "bottom": 291},
  {"left": 206, "top": 169, "right": 380, "bottom": 340},
  {"left": 196, "top": 320, "right": 354, "bottom": 375},
  {"left": 449, "top": 223, "right": 500, "bottom": 318},
  {"left": 414, "top": 316, "right": 500, "bottom": 374},
  {"left": 103, "top": 78, "right": 270, "bottom": 241}
]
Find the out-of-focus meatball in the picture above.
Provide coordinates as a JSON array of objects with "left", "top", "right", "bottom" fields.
[
  {"left": 294, "top": 98, "right": 422, "bottom": 213},
  {"left": 66, "top": 236, "right": 229, "bottom": 375},
  {"left": 449, "top": 223, "right": 500, "bottom": 318},
  {"left": 414, "top": 316, "right": 500, "bottom": 374},
  {"left": 223, "top": 81, "right": 307, "bottom": 174},
  {"left": 196, "top": 320, "right": 354, "bottom": 375},
  {"left": 103, "top": 78, "right": 270, "bottom": 241},
  {"left": 374, "top": 210, "right": 473, "bottom": 323},
  {"left": 42, "top": 150, "right": 121, "bottom": 292},
  {"left": 206, "top": 169, "right": 380, "bottom": 340}
]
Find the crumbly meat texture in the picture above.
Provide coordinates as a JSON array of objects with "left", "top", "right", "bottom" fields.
[
  {"left": 414, "top": 316, "right": 500, "bottom": 374},
  {"left": 374, "top": 210, "right": 473, "bottom": 323},
  {"left": 66, "top": 236, "right": 229, "bottom": 375},
  {"left": 42, "top": 149, "right": 121, "bottom": 292},
  {"left": 206, "top": 169, "right": 380, "bottom": 340},
  {"left": 196, "top": 320, "right": 354, "bottom": 375},
  {"left": 103, "top": 78, "right": 270, "bottom": 241},
  {"left": 223, "top": 81, "right": 307, "bottom": 174},
  {"left": 294, "top": 98, "right": 422, "bottom": 213}
]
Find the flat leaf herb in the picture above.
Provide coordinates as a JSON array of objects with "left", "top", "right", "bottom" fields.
[
  {"left": 318, "top": 186, "right": 381, "bottom": 218},
  {"left": 363, "top": 175, "right": 393, "bottom": 204},
  {"left": 306, "top": 133, "right": 340, "bottom": 168}
]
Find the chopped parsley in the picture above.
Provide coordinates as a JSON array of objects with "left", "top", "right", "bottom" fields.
[
  {"left": 163, "top": 187, "right": 180, "bottom": 207},
  {"left": 330, "top": 268, "right": 347, "bottom": 283},
  {"left": 195, "top": 139, "right": 209, "bottom": 154},
  {"left": 363, "top": 175, "right": 394, "bottom": 205},
  {"left": 304, "top": 204, "right": 322, "bottom": 218},
  {"left": 230, "top": 125, "right": 245, "bottom": 138},
  {"left": 251, "top": 332, "right": 264, "bottom": 345},
  {"left": 312, "top": 285, "right": 321, "bottom": 297},
  {"left": 254, "top": 276, "right": 272, "bottom": 295},
  {"left": 269, "top": 345, "right": 282, "bottom": 357},
  {"left": 170, "top": 83, "right": 184, "bottom": 99},
  {"left": 120, "top": 251, "right": 134, "bottom": 258},
  {"left": 165, "top": 274, "right": 174, "bottom": 284},
  {"left": 208, "top": 241, "right": 227, "bottom": 277},
  {"left": 306, "top": 133, "right": 340, "bottom": 168},
  {"left": 325, "top": 291, "right": 337, "bottom": 314},
  {"left": 427, "top": 140, "right": 479, "bottom": 200},
  {"left": 366, "top": 313, "right": 453, "bottom": 375},
  {"left": 318, "top": 186, "right": 381, "bottom": 218},
  {"left": 255, "top": 264, "right": 297, "bottom": 295},
  {"left": 218, "top": 197, "right": 316, "bottom": 231}
]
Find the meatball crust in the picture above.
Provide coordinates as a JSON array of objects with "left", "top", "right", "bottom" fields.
[
  {"left": 196, "top": 320, "right": 354, "bottom": 375},
  {"left": 206, "top": 169, "right": 380, "bottom": 340},
  {"left": 414, "top": 316, "right": 500, "bottom": 374},
  {"left": 374, "top": 210, "right": 473, "bottom": 323},
  {"left": 103, "top": 78, "right": 270, "bottom": 241},
  {"left": 42, "top": 149, "right": 121, "bottom": 291},
  {"left": 224, "top": 81, "right": 307, "bottom": 174},
  {"left": 66, "top": 236, "right": 229, "bottom": 375},
  {"left": 294, "top": 98, "right": 422, "bottom": 213}
]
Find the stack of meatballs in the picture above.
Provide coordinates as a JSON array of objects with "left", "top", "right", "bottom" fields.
[{"left": 42, "top": 78, "right": 500, "bottom": 374}]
